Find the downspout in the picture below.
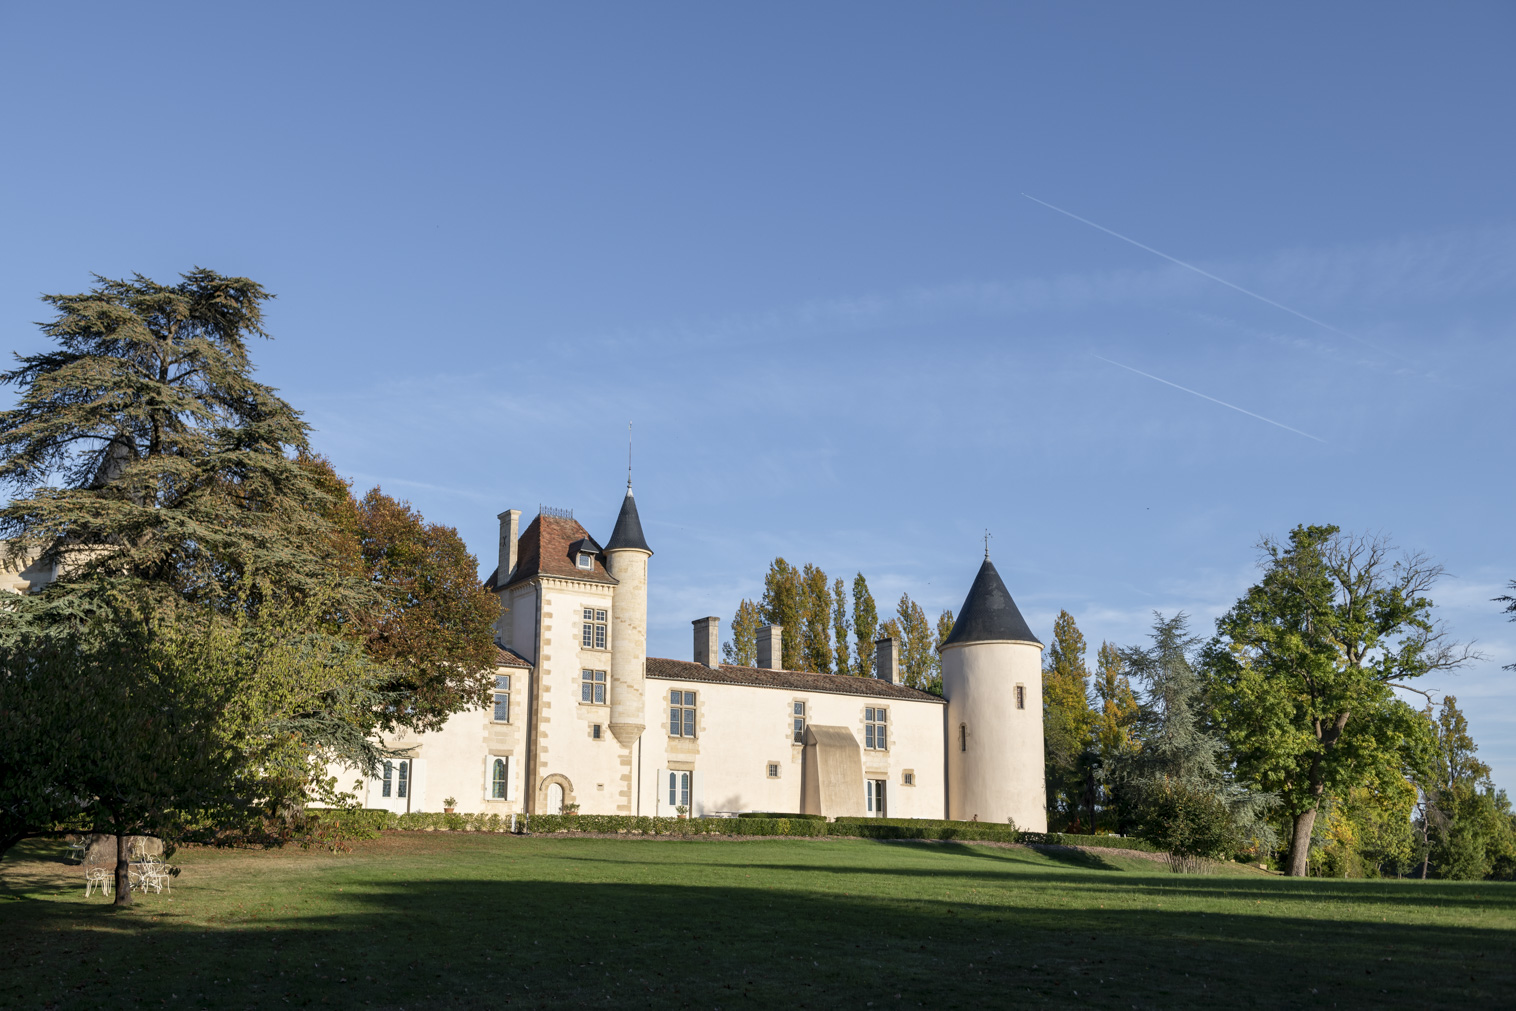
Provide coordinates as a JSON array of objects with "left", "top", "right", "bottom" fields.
[
  {"left": 942, "top": 701, "right": 950, "bottom": 820},
  {"left": 524, "top": 579, "right": 543, "bottom": 814}
]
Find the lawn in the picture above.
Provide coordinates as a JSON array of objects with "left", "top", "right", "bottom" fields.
[{"left": 2, "top": 833, "right": 1512, "bottom": 1009}]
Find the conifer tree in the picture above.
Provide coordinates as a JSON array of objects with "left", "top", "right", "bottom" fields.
[
  {"left": 851, "top": 573, "right": 878, "bottom": 679},
  {"left": 0, "top": 270, "right": 365, "bottom": 614},
  {"left": 799, "top": 563, "right": 833, "bottom": 674},
  {"left": 1115, "top": 613, "right": 1274, "bottom": 865},
  {"left": 723, "top": 598, "right": 761, "bottom": 666},
  {"left": 832, "top": 578, "right": 852, "bottom": 676},
  {"left": 759, "top": 558, "right": 804, "bottom": 670}
]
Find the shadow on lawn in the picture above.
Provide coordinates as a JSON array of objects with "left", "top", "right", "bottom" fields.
[
  {"left": 553, "top": 844, "right": 1516, "bottom": 914},
  {"left": 6, "top": 869, "right": 1514, "bottom": 1010}
]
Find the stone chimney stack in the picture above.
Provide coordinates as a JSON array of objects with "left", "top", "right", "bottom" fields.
[
  {"left": 875, "top": 636, "right": 899, "bottom": 685},
  {"left": 496, "top": 509, "right": 521, "bottom": 587},
  {"left": 693, "top": 616, "right": 721, "bottom": 668},
  {"left": 757, "top": 624, "right": 783, "bottom": 671}
]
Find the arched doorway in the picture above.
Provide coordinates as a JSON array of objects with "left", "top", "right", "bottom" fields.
[{"left": 546, "top": 783, "right": 564, "bottom": 814}]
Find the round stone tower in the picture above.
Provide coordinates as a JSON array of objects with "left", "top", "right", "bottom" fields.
[
  {"left": 939, "top": 556, "right": 1046, "bottom": 831},
  {"left": 603, "top": 483, "right": 652, "bottom": 748}
]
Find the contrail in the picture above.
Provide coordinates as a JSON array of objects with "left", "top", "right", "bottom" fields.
[
  {"left": 1091, "top": 354, "right": 1326, "bottom": 443},
  {"left": 1023, "top": 193, "right": 1413, "bottom": 365}
]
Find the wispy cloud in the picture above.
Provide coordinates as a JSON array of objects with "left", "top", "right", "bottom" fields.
[
  {"left": 1022, "top": 193, "right": 1419, "bottom": 367},
  {"left": 1091, "top": 354, "right": 1326, "bottom": 443}
]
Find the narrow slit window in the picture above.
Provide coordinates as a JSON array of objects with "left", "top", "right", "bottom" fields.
[
  {"left": 1015, "top": 684, "right": 1026, "bottom": 710},
  {"left": 959, "top": 724, "right": 967, "bottom": 752}
]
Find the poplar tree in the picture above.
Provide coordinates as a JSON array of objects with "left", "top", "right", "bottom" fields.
[
  {"left": 895, "top": 593, "right": 938, "bottom": 693},
  {"left": 851, "top": 573, "right": 878, "bottom": 678},
  {"left": 1416, "top": 696, "right": 1516, "bottom": 879},
  {"left": 800, "top": 563, "right": 833, "bottom": 674},
  {"left": 1092, "top": 641, "right": 1139, "bottom": 765},
  {"left": 931, "top": 609, "right": 955, "bottom": 685},
  {"left": 832, "top": 578, "right": 852, "bottom": 676},
  {"left": 1042, "top": 610, "right": 1094, "bottom": 823},
  {"left": 759, "top": 558, "right": 804, "bottom": 670},
  {"left": 723, "top": 598, "right": 761, "bottom": 666}
]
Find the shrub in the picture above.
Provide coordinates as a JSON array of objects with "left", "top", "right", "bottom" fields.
[{"left": 1135, "top": 783, "right": 1237, "bottom": 872}]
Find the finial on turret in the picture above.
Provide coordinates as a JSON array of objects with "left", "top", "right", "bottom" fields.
[
  {"left": 984, "top": 529, "right": 992, "bottom": 560},
  {"left": 627, "top": 421, "right": 633, "bottom": 490}
]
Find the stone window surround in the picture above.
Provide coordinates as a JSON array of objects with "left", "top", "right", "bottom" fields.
[
  {"left": 863, "top": 705, "right": 888, "bottom": 751},
  {"left": 790, "top": 698, "right": 807, "bottom": 746},
  {"left": 766, "top": 761, "right": 781, "bottom": 779}
]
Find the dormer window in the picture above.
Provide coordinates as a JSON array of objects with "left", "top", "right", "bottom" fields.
[{"left": 577, "top": 552, "right": 593, "bottom": 569}]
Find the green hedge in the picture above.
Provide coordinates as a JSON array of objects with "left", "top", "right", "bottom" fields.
[
  {"left": 734, "top": 812, "right": 826, "bottom": 821},
  {"left": 310, "top": 809, "right": 1159, "bottom": 852},
  {"left": 830, "top": 818, "right": 1021, "bottom": 843},
  {"left": 520, "top": 814, "right": 826, "bottom": 837}
]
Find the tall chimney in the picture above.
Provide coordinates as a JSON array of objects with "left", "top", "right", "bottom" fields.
[
  {"left": 693, "top": 616, "right": 721, "bottom": 668},
  {"left": 757, "top": 624, "right": 783, "bottom": 671},
  {"left": 496, "top": 509, "right": 521, "bottom": 587},
  {"left": 875, "top": 636, "right": 899, "bottom": 685}
]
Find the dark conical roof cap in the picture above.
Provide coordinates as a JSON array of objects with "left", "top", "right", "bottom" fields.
[
  {"left": 605, "top": 487, "right": 652, "bottom": 553},
  {"left": 941, "top": 558, "right": 1041, "bottom": 647}
]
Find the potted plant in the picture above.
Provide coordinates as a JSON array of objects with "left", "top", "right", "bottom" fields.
[
  {"left": 443, "top": 797, "right": 458, "bottom": 814},
  {"left": 561, "top": 802, "right": 580, "bottom": 817},
  {"left": 675, "top": 804, "right": 688, "bottom": 820}
]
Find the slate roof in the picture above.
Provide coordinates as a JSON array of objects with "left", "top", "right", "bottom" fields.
[
  {"left": 939, "top": 558, "right": 1042, "bottom": 648},
  {"left": 605, "top": 487, "right": 652, "bottom": 553},
  {"left": 646, "top": 657, "right": 945, "bottom": 703},
  {"left": 495, "top": 513, "right": 618, "bottom": 590},
  {"left": 494, "top": 645, "right": 533, "bottom": 668}
]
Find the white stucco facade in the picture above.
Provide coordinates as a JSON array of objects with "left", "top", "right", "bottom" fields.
[{"left": 333, "top": 490, "right": 1045, "bottom": 828}]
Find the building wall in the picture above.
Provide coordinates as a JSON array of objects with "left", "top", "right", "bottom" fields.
[
  {"left": 638, "top": 677, "right": 945, "bottom": 819},
  {"left": 942, "top": 640, "right": 1047, "bottom": 831},
  {"left": 528, "top": 578, "right": 627, "bottom": 813}
]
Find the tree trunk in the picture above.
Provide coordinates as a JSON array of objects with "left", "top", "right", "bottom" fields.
[
  {"left": 1285, "top": 808, "right": 1317, "bottom": 877},
  {"left": 112, "top": 833, "right": 132, "bottom": 906}
]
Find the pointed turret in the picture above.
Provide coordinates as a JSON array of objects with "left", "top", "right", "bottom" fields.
[
  {"left": 605, "top": 487, "right": 652, "bottom": 554},
  {"left": 941, "top": 559, "right": 1040, "bottom": 647},
  {"left": 604, "top": 483, "right": 652, "bottom": 754},
  {"left": 939, "top": 553, "right": 1047, "bottom": 831}
]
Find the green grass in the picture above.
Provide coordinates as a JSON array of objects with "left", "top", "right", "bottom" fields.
[{"left": 3, "top": 833, "right": 1513, "bottom": 1009}]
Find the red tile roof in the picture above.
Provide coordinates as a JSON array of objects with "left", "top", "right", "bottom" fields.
[
  {"left": 496, "top": 513, "right": 618, "bottom": 590},
  {"left": 645, "top": 657, "right": 944, "bottom": 703}
]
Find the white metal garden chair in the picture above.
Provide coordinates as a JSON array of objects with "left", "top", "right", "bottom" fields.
[{"left": 84, "top": 868, "right": 112, "bottom": 897}]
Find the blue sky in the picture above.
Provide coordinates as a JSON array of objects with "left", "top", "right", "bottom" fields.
[{"left": 3, "top": 3, "right": 1513, "bottom": 782}]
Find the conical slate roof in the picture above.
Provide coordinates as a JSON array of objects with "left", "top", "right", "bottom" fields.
[
  {"left": 940, "top": 558, "right": 1040, "bottom": 647},
  {"left": 605, "top": 487, "right": 652, "bottom": 553}
]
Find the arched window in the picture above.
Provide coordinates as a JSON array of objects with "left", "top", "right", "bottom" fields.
[
  {"left": 959, "top": 724, "right": 967, "bottom": 752},
  {"left": 491, "top": 759, "right": 507, "bottom": 799},
  {"left": 396, "top": 760, "right": 409, "bottom": 799},
  {"left": 382, "top": 761, "right": 394, "bottom": 797}
]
